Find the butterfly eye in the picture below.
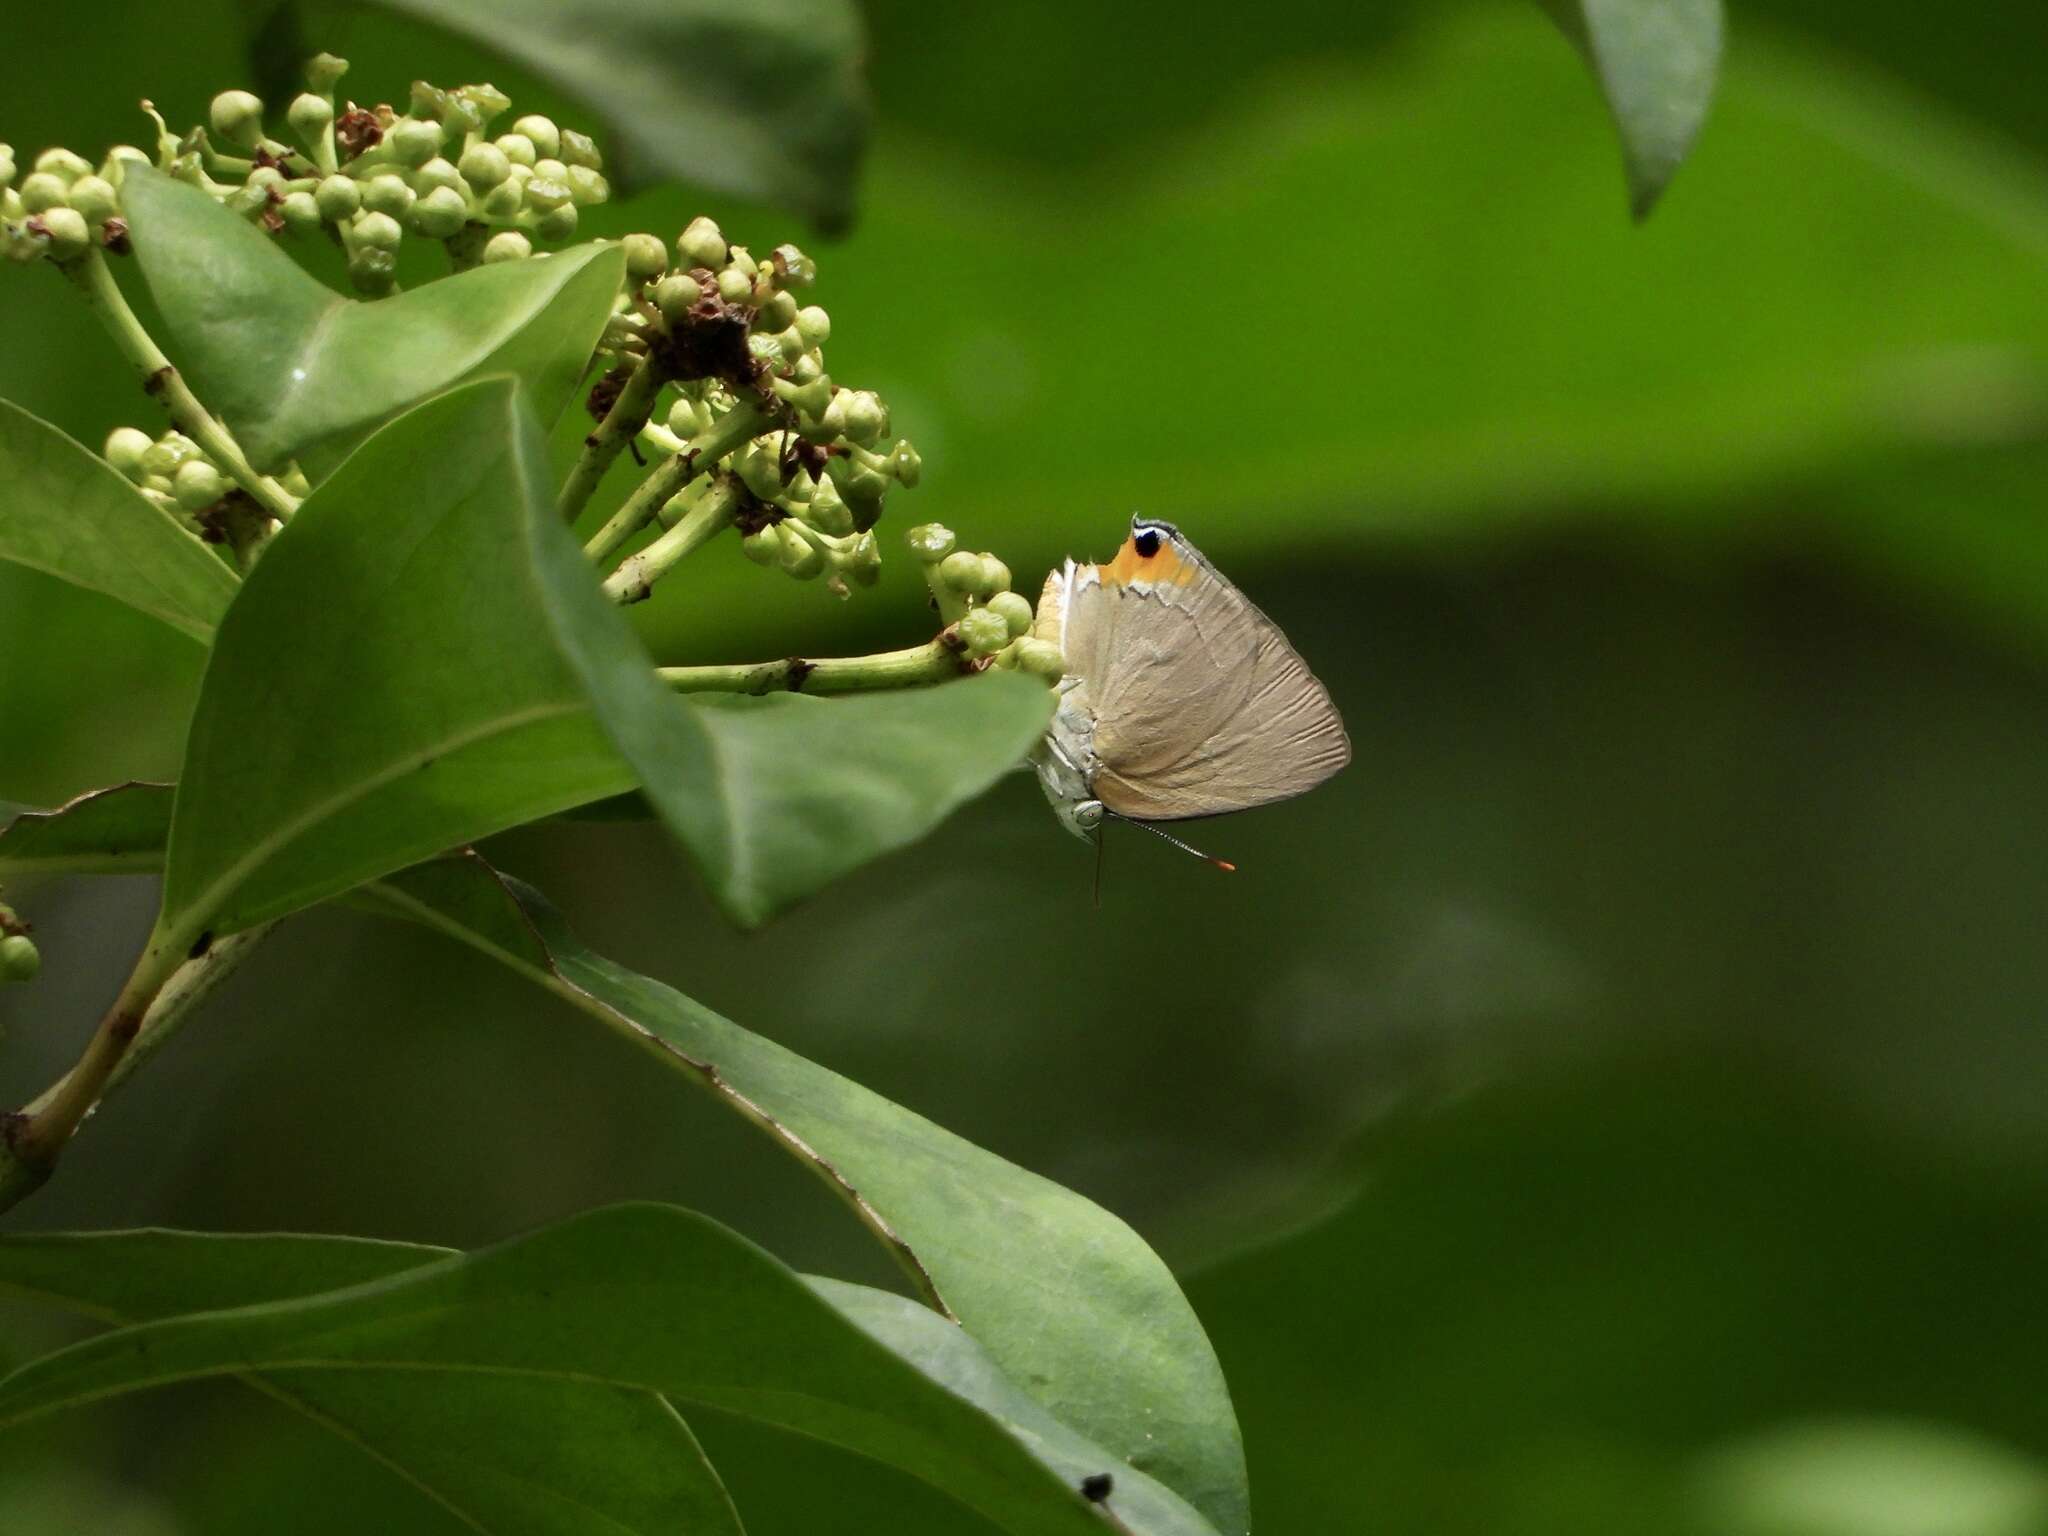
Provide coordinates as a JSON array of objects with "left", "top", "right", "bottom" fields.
[{"left": 1132, "top": 528, "right": 1162, "bottom": 558}]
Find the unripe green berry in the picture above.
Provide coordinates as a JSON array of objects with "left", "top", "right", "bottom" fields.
[
  {"left": 559, "top": 128, "right": 601, "bottom": 170},
  {"left": 937, "top": 549, "right": 984, "bottom": 595},
  {"left": 141, "top": 432, "right": 201, "bottom": 478},
  {"left": 654, "top": 271, "right": 704, "bottom": 323},
  {"left": 411, "top": 157, "right": 464, "bottom": 197},
  {"left": 306, "top": 53, "right": 350, "bottom": 92},
  {"left": 1012, "top": 638, "right": 1068, "bottom": 683},
  {"left": 103, "top": 426, "right": 154, "bottom": 479},
  {"left": 979, "top": 555, "right": 1012, "bottom": 595},
  {"left": 778, "top": 526, "right": 824, "bottom": 579},
  {"left": 348, "top": 245, "right": 398, "bottom": 295},
  {"left": 794, "top": 305, "right": 831, "bottom": 349},
  {"left": 34, "top": 147, "right": 93, "bottom": 185},
  {"left": 565, "top": 165, "right": 608, "bottom": 205},
  {"left": 360, "top": 174, "right": 414, "bottom": 217},
  {"left": 315, "top": 174, "right": 361, "bottom": 221},
  {"left": 715, "top": 268, "right": 752, "bottom": 305},
  {"left": 770, "top": 243, "right": 816, "bottom": 288},
  {"left": 533, "top": 203, "right": 579, "bottom": 241},
  {"left": 987, "top": 589, "right": 1035, "bottom": 640},
  {"left": 483, "top": 230, "right": 532, "bottom": 263},
  {"left": 741, "top": 526, "right": 782, "bottom": 566},
  {"left": 412, "top": 184, "right": 469, "bottom": 239},
  {"left": 959, "top": 606, "right": 1011, "bottom": 657},
  {"left": 210, "top": 90, "right": 267, "bottom": 149},
  {"left": 459, "top": 141, "right": 512, "bottom": 190},
  {"left": 17, "top": 172, "right": 69, "bottom": 214},
  {"left": 173, "top": 458, "right": 229, "bottom": 509},
  {"left": 906, "top": 523, "right": 956, "bottom": 562},
  {"left": 287, "top": 92, "right": 334, "bottom": 144},
  {"left": 621, "top": 231, "right": 667, "bottom": 282},
  {"left": 389, "top": 117, "right": 443, "bottom": 167},
  {"left": 0, "top": 933, "right": 40, "bottom": 983},
  {"left": 676, "top": 215, "right": 726, "bottom": 271},
  {"left": 353, "top": 210, "right": 403, "bottom": 250},
  {"left": 279, "top": 189, "right": 322, "bottom": 232},
  {"left": 67, "top": 175, "right": 119, "bottom": 225},
  {"left": 512, "top": 115, "right": 561, "bottom": 159},
  {"left": 495, "top": 133, "right": 538, "bottom": 168},
  {"left": 36, "top": 207, "right": 91, "bottom": 260}
]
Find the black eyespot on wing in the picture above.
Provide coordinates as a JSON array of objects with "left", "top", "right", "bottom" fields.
[{"left": 1132, "top": 528, "right": 1161, "bottom": 558}]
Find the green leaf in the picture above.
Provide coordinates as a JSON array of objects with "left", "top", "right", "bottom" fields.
[
  {"left": 1536, "top": 0, "right": 1724, "bottom": 217},
  {"left": 121, "top": 168, "right": 625, "bottom": 476},
  {"left": 153, "top": 378, "right": 681, "bottom": 945},
  {"left": 0, "top": 782, "right": 172, "bottom": 886},
  {"left": 360, "top": 0, "right": 870, "bottom": 232},
  {"left": 0, "top": 399, "right": 237, "bottom": 644},
  {"left": 676, "top": 681, "right": 1055, "bottom": 925},
  {"left": 366, "top": 854, "right": 1248, "bottom": 1530},
  {"left": 0, "top": 1228, "right": 743, "bottom": 1536},
  {"left": 0, "top": 1206, "right": 1221, "bottom": 1536}
]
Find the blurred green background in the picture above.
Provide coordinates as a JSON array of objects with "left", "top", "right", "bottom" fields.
[{"left": 6, "top": 1, "right": 2048, "bottom": 1531}]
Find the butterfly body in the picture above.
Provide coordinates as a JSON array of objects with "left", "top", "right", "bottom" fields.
[{"left": 1031, "top": 517, "right": 1350, "bottom": 842}]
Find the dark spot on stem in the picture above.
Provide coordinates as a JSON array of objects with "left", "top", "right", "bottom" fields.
[
  {"left": 99, "top": 217, "right": 130, "bottom": 255},
  {"left": 108, "top": 1012, "right": 143, "bottom": 1043},
  {"left": 1080, "top": 1473, "right": 1114, "bottom": 1503},
  {"left": 144, "top": 366, "right": 175, "bottom": 398},
  {"left": 188, "top": 930, "right": 213, "bottom": 960},
  {"left": 785, "top": 657, "right": 816, "bottom": 692}
]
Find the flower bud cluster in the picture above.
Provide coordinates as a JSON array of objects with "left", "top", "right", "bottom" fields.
[
  {"left": 620, "top": 216, "right": 922, "bottom": 600},
  {"left": 101, "top": 423, "right": 309, "bottom": 538},
  {"left": 3, "top": 54, "right": 612, "bottom": 294},
  {"left": 0, "top": 901, "right": 37, "bottom": 986},
  {"left": 905, "top": 522, "right": 1061, "bottom": 679}
]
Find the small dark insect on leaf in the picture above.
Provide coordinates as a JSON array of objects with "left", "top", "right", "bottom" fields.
[{"left": 1080, "top": 1472, "right": 1114, "bottom": 1503}]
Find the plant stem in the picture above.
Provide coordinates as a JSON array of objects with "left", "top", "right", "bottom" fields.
[
  {"left": 582, "top": 401, "right": 770, "bottom": 569},
  {"left": 601, "top": 476, "right": 744, "bottom": 604},
  {"left": 556, "top": 353, "right": 671, "bottom": 525},
  {"left": 659, "top": 637, "right": 976, "bottom": 695},
  {"left": 60, "top": 249, "right": 301, "bottom": 528}
]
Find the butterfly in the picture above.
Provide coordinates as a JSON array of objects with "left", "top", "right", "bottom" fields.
[{"left": 1031, "top": 516, "right": 1350, "bottom": 865}]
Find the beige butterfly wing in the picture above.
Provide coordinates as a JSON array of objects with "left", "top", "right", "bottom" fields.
[{"left": 1057, "top": 521, "right": 1349, "bottom": 821}]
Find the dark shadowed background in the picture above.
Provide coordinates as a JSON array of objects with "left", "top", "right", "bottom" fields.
[{"left": 5, "top": 1, "right": 2048, "bottom": 1531}]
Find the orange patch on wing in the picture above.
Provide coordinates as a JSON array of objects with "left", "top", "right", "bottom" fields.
[{"left": 1101, "top": 535, "right": 1197, "bottom": 588}]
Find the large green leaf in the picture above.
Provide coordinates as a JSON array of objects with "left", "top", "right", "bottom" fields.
[
  {"left": 359, "top": 0, "right": 870, "bottom": 232},
  {"left": 121, "top": 168, "right": 624, "bottom": 477},
  {"left": 0, "top": 782, "right": 172, "bottom": 886},
  {"left": 0, "top": 1205, "right": 1221, "bottom": 1536},
  {"left": 0, "top": 399, "right": 236, "bottom": 644},
  {"left": 677, "top": 682, "right": 1054, "bottom": 926},
  {"left": 0, "top": 1227, "right": 741, "bottom": 1536},
  {"left": 152, "top": 378, "right": 671, "bottom": 947},
  {"left": 366, "top": 853, "right": 1247, "bottom": 1531},
  {"left": 1538, "top": 0, "right": 1724, "bottom": 217}
]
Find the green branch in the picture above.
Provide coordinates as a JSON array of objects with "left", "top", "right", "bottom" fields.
[
  {"left": 555, "top": 352, "right": 672, "bottom": 525},
  {"left": 659, "top": 637, "right": 976, "bottom": 695},
  {"left": 581, "top": 400, "right": 770, "bottom": 570},
  {"left": 601, "top": 476, "right": 744, "bottom": 604}
]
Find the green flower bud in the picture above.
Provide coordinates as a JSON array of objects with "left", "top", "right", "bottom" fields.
[
  {"left": 675, "top": 215, "right": 726, "bottom": 271},
  {"left": 246, "top": 165, "right": 288, "bottom": 197},
  {"left": 388, "top": 116, "right": 443, "bottom": 167},
  {"left": 315, "top": 174, "right": 361, "bottom": 221},
  {"left": 495, "top": 132, "right": 538, "bottom": 169},
  {"left": 620, "top": 231, "right": 667, "bottom": 282},
  {"left": 979, "top": 555, "right": 1012, "bottom": 595},
  {"left": 36, "top": 207, "right": 91, "bottom": 260},
  {"left": 834, "top": 389, "right": 887, "bottom": 445},
  {"left": 773, "top": 370, "right": 833, "bottom": 420},
  {"left": 479, "top": 178, "right": 525, "bottom": 220},
  {"left": 459, "top": 141, "right": 512, "bottom": 190},
  {"left": 1011, "top": 637, "right": 1068, "bottom": 683},
  {"left": 905, "top": 522, "right": 956, "bottom": 562},
  {"left": 353, "top": 209, "right": 403, "bottom": 250},
  {"left": 737, "top": 441, "right": 786, "bottom": 501},
  {"left": 777, "top": 525, "right": 824, "bottom": 579},
  {"left": 770, "top": 243, "right": 817, "bottom": 287},
  {"left": 804, "top": 483, "right": 852, "bottom": 536},
  {"left": 755, "top": 289, "right": 798, "bottom": 331},
  {"left": 794, "top": 305, "right": 831, "bottom": 349},
  {"left": 483, "top": 229, "right": 532, "bottom": 263},
  {"left": 305, "top": 53, "right": 350, "bottom": 92},
  {"left": 666, "top": 396, "right": 705, "bottom": 437},
  {"left": 530, "top": 156, "right": 567, "bottom": 184},
  {"left": 360, "top": 173, "right": 414, "bottom": 217},
  {"left": 103, "top": 426, "right": 154, "bottom": 479},
  {"left": 532, "top": 202, "right": 579, "bottom": 241},
  {"left": 512, "top": 115, "right": 561, "bottom": 159},
  {"left": 888, "top": 440, "right": 922, "bottom": 486},
  {"left": 281, "top": 463, "right": 312, "bottom": 498},
  {"left": 98, "top": 146, "right": 150, "bottom": 187},
  {"left": 287, "top": 92, "right": 335, "bottom": 145},
  {"left": 741, "top": 525, "right": 782, "bottom": 566},
  {"left": 33, "top": 147, "right": 93, "bottom": 185},
  {"left": 67, "top": 175, "right": 119, "bottom": 225},
  {"left": 173, "top": 458, "right": 229, "bottom": 509},
  {"left": 959, "top": 606, "right": 1011, "bottom": 658},
  {"left": 0, "top": 147, "right": 17, "bottom": 191},
  {"left": 411, "top": 156, "right": 464, "bottom": 197},
  {"left": 17, "top": 172, "right": 69, "bottom": 214},
  {"left": 987, "top": 589, "right": 1035, "bottom": 640},
  {"left": 412, "top": 184, "right": 469, "bottom": 239},
  {"left": 523, "top": 173, "right": 572, "bottom": 213},
  {"left": 458, "top": 82, "right": 513, "bottom": 126},
  {"left": 713, "top": 267, "right": 751, "bottom": 305},
  {"left": 138, "top": 472, "right": 175, "bottom": 498},
  {"left": 937, "top": 549, "right": 987, "bottom": 599},
  {"left": 559, "top": 128, "right": 602, "bottom": 170},
  {"left": 141, "top": 432, "right": 202, "bottom": 478},
  {"left": 279, "top": 189, "right": 322, "bottom": 232},
  {"left": 847, "top": 530, "right": 882, "bottom": 586},
  {"left": 654, "top": 270, "right": 704, "bottom": 324},
  {"left": 565, "top": 164, "right": 608, "bottom": 206},
  {"left": 0, "top": 933, "right": 40, "bottom": 984},
  {"left": 348, "top": 244, "right": 398, "bottom": 295},
  {"left": 210, "top": 90, "right": 267, "bottom": 150}
]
